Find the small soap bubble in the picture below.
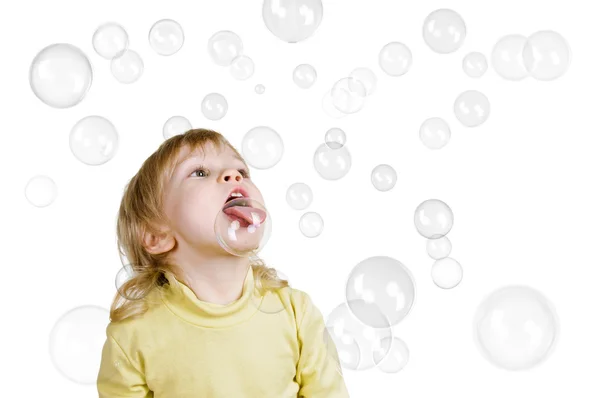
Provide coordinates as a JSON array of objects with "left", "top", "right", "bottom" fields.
[
  {"left": 474, "top": 285, "right": 559, "bottom": 370},
  {"left": 325, "top": 300, "right": 393, "bottom": 370},
  {"left": 286, "top": 183, "right": 313, "bottom": 210},
  {"left": 426, "top": 236, "right": 452, "bottom": 259},
  {"left": 49, "top": 306, "right": 109, "bottom": 384},
  {"left": 491, "top": 34, "right": 529, "bottom": 81},
  {"left": 431, "top": 257, "right": 463, "bottom": 289},
  {"left": 322, "top": 90, "right": 346, "bottom": 119},
  {"left": 201, "top": 93, "right": 228, "bottom": 120},
  {"left": 419, "top": 117, "right": 451, "bottom": 149},
  {"left": 241, "top": 126, "right": 284, "bottom": 169},
  {"left": 163, "top": 116, "right": 192, "bottom": 139},
  {"left": 262, "top": 0, "right": 323, "bottom": 43},
  {"left": 423, "top": 9, "right": 466, "bottom": 53},
  {"left": 523, "top": 30, "right": 571, "bottom": 81},
  {"left": 346, "top": 256, "right": 415, "bottom": 327},
  {"left": 25, "top": 175, "right": 58, "bottom": 207},
  {"left": 371, "top": 164, "right": 397, "bottom": 192},
  {"left": 230, "top": 55, "right": 255, "bottom": 80},
  {"left": 379, "top": 42, "right": 412, "bottom": 76},
  {"left": 313, "top": 143, "right": 352, "bottom": 180},
  {"left": 29, "top": 43, "right": 93, "bottom": 108},
  {"left": 463, "top": 52, "right": 488, "bottom": 78},
  {"left": 299, "top": 212, "right": 324, "bottom": 237},
  {"left": 293, "top": 64, "right": 317, "bottom": 88},
  {"left": 324, "top": 128, "right": 346, "bottom": 149},
  {"left": 208, "top": 31, "right": 243, "bottom": 66},
  {"left": 92, "top": 22, "right": 128, "bottom": 59},
  {"left": 349, "top": 67, "right": 377, "bottom": 95},
  {"left": 454, "top": 90, "right": 490, "bottom": 127},
  {"left": 255, "top": 84, "right": 265, "bottom": 94},
  {"left": 331, "top": 77, "right": 366, "bottom": 114},
  {"left": 69, "top": 116, "right": 119, "bottom": 165},
  {"left": 111, "top": 49, "right": 144, "bottom": 84},
  {"left": 373, "top": 336, "right": 410, "bottom": 373},
  {"left": 414, "top": 199, "right": 454, "bottom": 239},
  {"left": 148, "top": 19, "right": 184, "bottom": 56}
]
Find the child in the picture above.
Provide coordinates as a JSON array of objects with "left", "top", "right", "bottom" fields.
[{"left": 97, "top": 128, "right": 350, "bottom": 397}]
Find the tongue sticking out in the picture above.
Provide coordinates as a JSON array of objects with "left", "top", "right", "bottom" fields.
[{"left": 223, "top": 206, "right": 267, "bottom": 227}]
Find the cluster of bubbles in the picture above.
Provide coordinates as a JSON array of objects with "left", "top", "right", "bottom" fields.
[
  {"left": 31, "top": 0, "right": 566, "bottom": 384},
  {"left": 414, "top": 199, "right": 463, "bottom": 289}
]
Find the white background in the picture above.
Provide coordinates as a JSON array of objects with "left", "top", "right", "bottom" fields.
[{"left": 2, "top": 0, "right": 599, "bottom": 396}]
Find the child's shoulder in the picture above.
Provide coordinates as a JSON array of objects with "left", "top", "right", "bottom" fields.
[{"left": 271, "top": 286, "right": 321, "bottom": 322}]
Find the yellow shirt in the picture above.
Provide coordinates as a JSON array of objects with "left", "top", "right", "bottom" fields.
[{"left": 97, "top": 266, "right": 350, "bottom": 397}]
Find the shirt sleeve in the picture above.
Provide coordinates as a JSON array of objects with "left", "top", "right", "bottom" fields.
[
  {"left": 97, "top": 331, "right": 152, "bottom": 397},
  {"left": 295, "top": 292, "right": 350, "bottom": 398}
]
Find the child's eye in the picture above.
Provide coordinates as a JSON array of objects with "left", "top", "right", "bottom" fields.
[{"left": 191, "top": 167, "right": 209, "bottom": 177}]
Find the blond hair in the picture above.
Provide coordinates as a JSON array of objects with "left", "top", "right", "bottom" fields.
[{"left": 110, "top": 128, "right": 288, "bottom": 322}]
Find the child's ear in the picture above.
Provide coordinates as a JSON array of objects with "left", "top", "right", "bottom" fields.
[{"left": 142, "top": 228, "right": 175, "bottom": 254}]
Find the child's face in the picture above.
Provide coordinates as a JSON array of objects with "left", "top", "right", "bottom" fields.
[{"left": 161, "top": 143, "right": 264, "bottom": 252}]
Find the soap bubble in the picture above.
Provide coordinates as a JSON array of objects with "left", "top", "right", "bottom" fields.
[
  {"left": 431, "top": 257, "right": 463, "bottom": 289},
  {"left": 201, "top": 93, "right": 228, "bottom": 121},
  {"left": 92, "top": 22, "right": 128, "bottom": 59},
  {"left": 324, "top": 127, "right": 346, "bottom": 149},
  {"left": 371, "top": 164, "right": 397, "bottom": 192},
  {"left": 111, "top": 49, "right": 144, "bottom": 84},
  {"left": 350, "top": 67, "right": 377, "bottom": 95},
  {"left": 463, "top": 52, "right": 488, "bottom": 78},
  {"left": 215, "top": 197, "right": 271, "bottom": 256},
  {"left": 523, "top": 30, "right": 571, "bottom": 81},
  {"left": 331, "top": 77, "right": 367, "bottom": 114},
  {"left": 324, "top": 326, "right": 361, "bottom": 371},
  {"left": 241, "top": 126, "right": 284, "bottom": 169},
  {"left": 491, "top": 34, "right": 529, "bottom": 81},
  {"left": 208, "top": 31, "right": 243, "bottom": 66},
  {"left": 314, "top": 143, "right": 352, "bottom": 180},
  {"left": 25, "top": 175, "right": 58, "bottom": 207},
  {"left": 255, "top": 84, "right": 265, "bottom": 94},
  {"left": 419, "top": 117, "right": 451, "bottom": 149},
  {"left": 373, "top": 336, "right": 410, "bottom": 373},
  {"left": 163, "top": 116, "right": 192, "bottom": 139},
  {"left": 346, "top": 256, "right": 415, "bottom": 327},
  {"left": 49, "top": 305, "right": 109, "bottom": 384},
  {"left": 414, "top": 199, "right": 454, "bottom": 239},
  {"left": 230, "top": 55, "right": 255, "bottom": 80},
  {"left": 299, "top": 212, "right": 324, "bottom": 238},
  {"left": 148, "top": 19, "right": 184, "bottom": 56},
  {"left": 474, "top": 285, "right": 559, "bottom": 371},
  {"left": 379, "top": 42, "right": 412, "bottom": 76},
  {"left": 286, "top": 183, "right": 313, "bottom": 210},
  {"left": 426, "top": 236, "right": 452, "bottom": 259},
  {"left": 69, "top": 116, "right": 119, "bottom": 165},
  {"left": 325, "top": 300, "right": 393, "bottom": 370},
  {"left": 454, "top": 90, "right": 490, "bottom": 127},
  {"left": 423, "top": 9, "right": 466, "bottom": 54},
  {"left": 29, "top": 43, "right": 93, "bottom": 108},
  {"left": 262, "top": 0, "right": 323, "bottom": 43},
  {"left": 322, "top": 90, "right": 347, "bottom": 119},
  {"left": 293, "top": 64, "right": 317, "bottom": 88}
]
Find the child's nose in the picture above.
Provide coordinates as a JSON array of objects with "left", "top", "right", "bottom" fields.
[{"left": 218, "top": 169, "right": 243, "bottom": 183}]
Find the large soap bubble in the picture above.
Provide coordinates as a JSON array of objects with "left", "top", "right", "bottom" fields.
[
  {"left": 29, "top": 43, "right": 93, "bottom": 108},
  {"left": 201, "top": 93, "right": 228, "bottom": 120},
  {"left": 293, "top": 64, "right": 317, "bottom": 88},
  {"left": 49, "top": 305, "right": 109, "bottom": 384},
  {"left": 92, "top": 22, "right": 128, "bottom": 59},
  {"left": 241, "top": 126, "right": 284, "bottom": 169},
  {"left": 523, "top": 30, "right": 571, "bottom": 81},
  {"left": 491, "top": 34, "right": 529, "bottom": 81},
  {"left": 346, "top": 256, "right": 415, "bottom": 327},
  {"left": 215, "top": 197, "right": 271, "bottom": 257},
  {"left": 331, "top": 77, "right": 367, "bottom": 114},
  {"left": 208, "top": 31, "right": 243, "bottom": 66},
  {"left": 313, "top": 143, "right": 351, "bottom": 180},
  {"left": 419, "top": 117, "right": 451, "bottom": 149},
  {"left": 454, "top": 90, "right": 490, "bottom": 127},
  {"left": 163, "top": 116, "right": 192, "bottom": 139},
  {"left": 262, "top": 0, "right": 323, "bottom": 43},
  {"left": 286, "top": 183, "right": 313, "bottom": 210},
  {"left": 474, "top": 285, "right": 559, "bottom": 371},
  {"left": 148, "top": 19, "right": 184, "bottom": 56},
  {"left": 379, "top": 42, "right": 412, "bottom": 76},
  {"left": 24, "top": 175, "right": 58, "bottom": 207},
  {"left": 111, "top": 49, "right": 144, "bottom": 84},
  {"left": 431, "top": 257, "right": 463, "bottom": 289}
]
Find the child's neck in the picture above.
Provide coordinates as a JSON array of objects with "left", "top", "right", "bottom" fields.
[{"left": 173, "top": 250, "right": 251, "bottom": 305}]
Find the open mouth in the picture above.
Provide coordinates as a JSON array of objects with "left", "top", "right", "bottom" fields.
[{"left": 222, "top": 188, "right": 266, "bottom": 227}]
